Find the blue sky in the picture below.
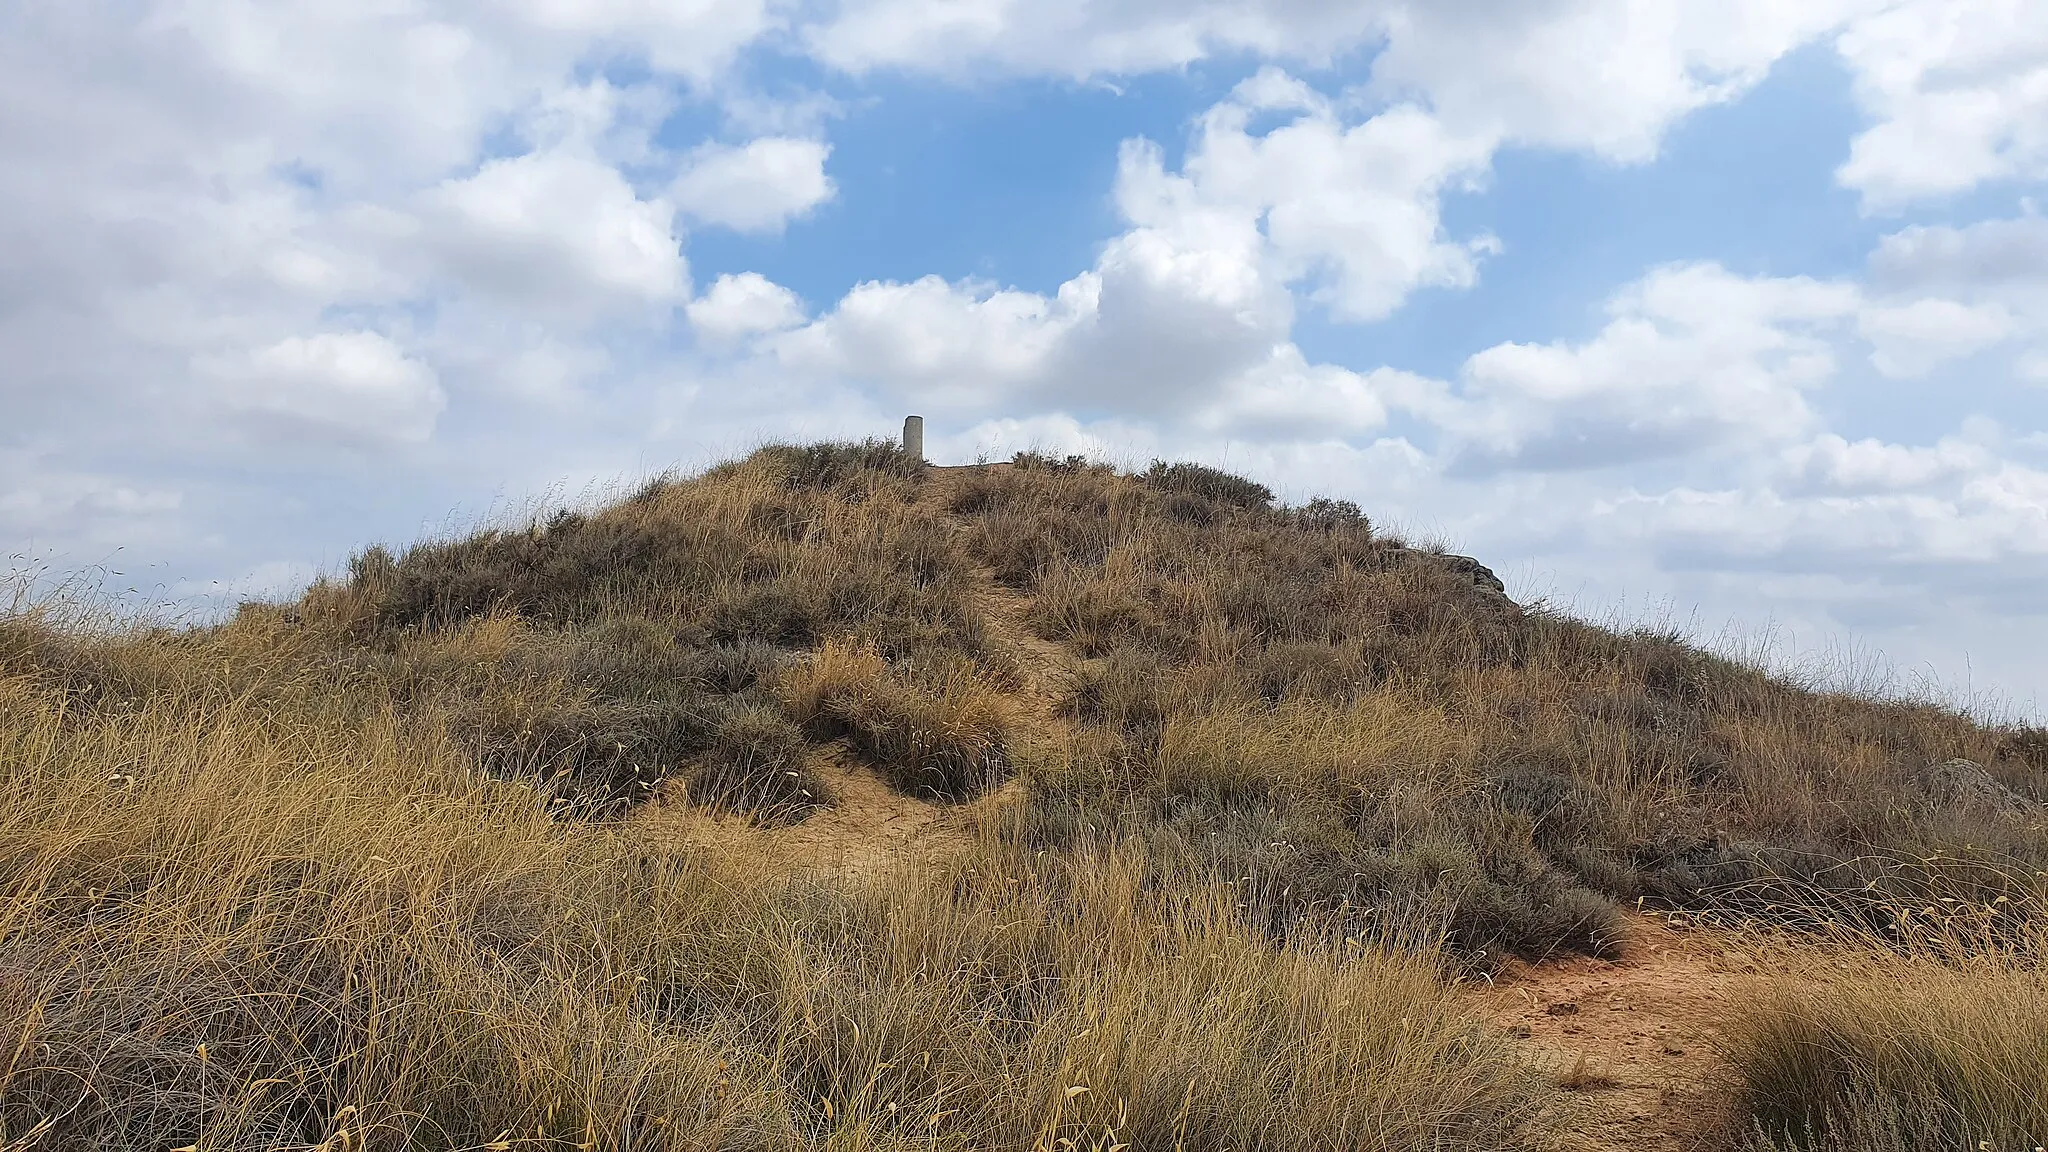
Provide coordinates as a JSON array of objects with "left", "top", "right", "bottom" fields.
[{"left": 3, "top": 1, "right": 2046, "bottom": 716}]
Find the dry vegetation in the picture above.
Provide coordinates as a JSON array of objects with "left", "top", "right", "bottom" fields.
[
  {"left": 1718, "top": 883, "right": 2048, "bottom": 1152},
  {"left": 2, "top": 440, "right": 2045, "bottom": 1149}
]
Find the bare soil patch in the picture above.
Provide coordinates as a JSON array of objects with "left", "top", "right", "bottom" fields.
[{"left": 1474, "top": 912, "right": 1791, "bottom": 1151}]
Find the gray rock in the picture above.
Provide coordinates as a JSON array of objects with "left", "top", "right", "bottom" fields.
[
  {"left": 1437, "top": 553, "right": 1507, "bottom": 597},
  {"left": 1913, "top": 758, "right": 2035, "bottom": 815}
]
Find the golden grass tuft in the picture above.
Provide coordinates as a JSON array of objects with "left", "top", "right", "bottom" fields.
[
  {"left": 778, "top": 640, "right": 1016, "bottom": 800},
  {"left": 1726, "top": 900, "right": 2048, "bottom": 1150}
]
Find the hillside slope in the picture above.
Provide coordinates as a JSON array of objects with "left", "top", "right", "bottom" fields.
[
  {"left": 337, "top": 442, "right": 2044, "bottom": 959},
  {"left": 2, "top": 441, "right": 2044, "bottom": 1151}
]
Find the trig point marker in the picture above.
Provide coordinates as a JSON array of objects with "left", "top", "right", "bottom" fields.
[{"left": 903, "top": 414, "right": 924, "bottom": 461}]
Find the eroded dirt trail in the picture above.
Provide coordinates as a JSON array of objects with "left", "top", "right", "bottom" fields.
[
  {"left": 636, "top": 464, "right": 1792, "bottom": 1148},
  {"left": 634, "top": 470, "right": 1059, "bottom": 878},
  {"left": 1473, "top": 912, "right": 1780, "bottom": 1151}
]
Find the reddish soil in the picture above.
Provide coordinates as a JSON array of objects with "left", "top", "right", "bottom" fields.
[{"left": 1473, "top": 912, "right": 1784, "bottom": 1151}]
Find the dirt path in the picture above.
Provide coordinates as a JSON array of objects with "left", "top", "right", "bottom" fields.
[
  {"left": 633, "top": 477, "right": 1063, "bottom": 878},
  {"left": 1473, "top": 911, "right": 1782, "bottom": 1151},
  {"left": 634, "top": 464, "right": 1800, "bottom": 1148},
  {"left": 635, "top": 747, "right": 1012, "bottom": 878}
]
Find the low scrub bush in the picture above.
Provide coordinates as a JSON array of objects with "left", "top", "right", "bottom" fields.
[
  {"left": 758, "top": 437, "right": 926, "bottom": 488},
  {"left": 1142, "top": 460, "right": 1275, "bottom": 509},
  {"left": 1015, "top": 696, "right": 1623, "bottom": 964},
  {"left": 689, "top": 705, "right": 832, "bottom": 821}
]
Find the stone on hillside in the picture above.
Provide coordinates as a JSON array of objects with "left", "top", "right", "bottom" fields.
[{"left": 1913, "top": 758, "right": 2035, "bottom": 816}]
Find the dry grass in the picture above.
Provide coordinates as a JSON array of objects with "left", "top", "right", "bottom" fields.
[
  {"left": 777, "top": 640, "right": 1016, "bottom": 800},
  {"left": 4, "top": 441, "right": 2047, "bottom": 1147},
  {"left": 1721, "top": 886, "right": 2048, "bottom": 1150},
  {"left": 937, "top": 453, "right": 2044, "bottom": 964},
  {"left": 0, "top": 613, "right": 1553, "bottom": 1149}
]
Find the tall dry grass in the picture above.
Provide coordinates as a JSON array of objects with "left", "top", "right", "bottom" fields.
[
  {"left": 777, "top": 640, "right": 1015, "bottom": 800},
  {"left": 0, "top": 607, "right": 1556, "bottom": 1150},
  {"left": 941, "top": 452, "right": 2046, "bottom": 962},
  {"left": 1726, "top": 898, "right": 2048, "bottom": 1150},
  {"left": 6, "top": 440, "right": 2048, "bottom": 1147}
]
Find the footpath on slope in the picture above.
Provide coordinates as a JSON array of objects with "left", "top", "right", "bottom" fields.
[
  {"left": 634, "top": 462, "right": 1792, "bottom": 1151},
  {"left": 1473, "top": 910, "right": 1794, "bottom": 1152},
  {"left": 632, "top": 464, "right": 1059, "bottom": 876}
]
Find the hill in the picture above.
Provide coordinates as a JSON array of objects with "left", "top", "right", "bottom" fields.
[{"left": 1, "top": 441, "right": 2044, "bottom": 1150}]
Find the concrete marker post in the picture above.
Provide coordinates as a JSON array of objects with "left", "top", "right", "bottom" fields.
[{"left": 903, "top": 415, "right": 924, "bottom": 461}]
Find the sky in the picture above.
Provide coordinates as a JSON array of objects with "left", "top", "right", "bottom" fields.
[{"left": 2, "top": 1, "right": 2046, "bottom": 717}]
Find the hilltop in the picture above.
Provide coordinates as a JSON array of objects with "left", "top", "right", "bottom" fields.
[{"left": 2, "top": 441, "right": 2044, "bottom": 1151}]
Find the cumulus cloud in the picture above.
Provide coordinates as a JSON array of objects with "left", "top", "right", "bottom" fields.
[
  {"left": 767, "top": 66, "right": 1498, "bottom": 419},
  {"left": 200, "top": 332, "right": 446, "bottom": 443},
  {"left": 1868, "top": 215, "right": 2048, "bottom": 297},
  {"left": 0, "top": 1, "right": 780, "bottom": 599},
  {"left": 672, "top": 137, "right": 835, "bottom": 233},
  {"left": 426, "top": 148, "right": 687, "bottom": 310},
  {"left": 1858, "top": 298, "right": 2015, "bottom": 377},
  {"left": 805, "top": 0, "right": 1385, "bottom": 78},
  {"left": 1780, "top": 433, "right": 1997, "bottom": 494},
  {"left": 1835, "top": 0, "right": 2048, "bottom": 207},
  {"left": 811, "top": 1, "right": 1872, "bottom": 161},
  {"left": 772, "top": 274, "right": 1095, "bottom": 409},
  {"left": 688, "top": 272, "right": 808, "bottom": 344},
  {"left": 1862, "top": 215, "right": 2048, "bottom": 378},
  {"left": 1610, "top": 460, "right": 2048, "bottom": 574},
  {"left": 1369, "top": 0, "right": 1879, "bottom": 161},
  {"left": 1188, "top": 353, "right": 1419, "bottom": 440},
  {"left": 1152, "top": 70, "right": 1499, "bottom": 321},
  {"left": 506, "top": 0, "right": 783, "bottom": 81},
  {"left": 1447, "top": 264, "right": 1859, "bottom": 471}
]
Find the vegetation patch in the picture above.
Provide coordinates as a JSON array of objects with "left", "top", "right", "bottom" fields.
[
  {"left": 779, "top": 640, "right": 1015, "bottom": 800},
  {"left": 5, "top": 441, "right": 2047, "bottom": 1146}
]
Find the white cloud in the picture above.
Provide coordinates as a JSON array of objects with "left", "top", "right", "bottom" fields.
[
  {"left": 806, "top": 0, "right": 1386, "bottom": 78},
  {"left": 1835, "top": 0, "right": 2048, "bottom": 207},
  {"left": 1781, "top": 433, "right": 1996, "bottom": 494},
  {"left": 1604, "top": 460, "right": 2048, "bottom": 572},
  {"left": 672, "top": 137, "right": 835, "bottom": 233},
  {"left": 201, "top": 331, "right": 446, "bottom": 443},
  {"left": 688, "top": 272, "right": 808, "bottom": 344},
  {"left": 1858, "top": 297, "right": 2015, "bottom": 377},
  {"left": 427, "top": 148, "right": 687, "bottom": 310},
  {"left": 1869, "top": 215, "right": 2048, "bottom": 297},
  {"left": 1863, "top": 215, "right": 2048, "bottom": 378},
  {"left": 1448, "top": 263, "right": 1860, "bottom": 471},
  {"left": 811, "top": 1, "right": 1871, "bottom": 161},
  {"left": 1189, "top": 351, "right": 1414, "bottom": 440},
  {"left": 1153, "top": 70, "right": 1498, "bottom": 321},
  {"left": 506, "top": 0, "right": 782, "bottom": 81},
  {"left": 772, "top": 274, "right": 1094, "bottom": 409},
  {"left": 1371, "top": 0, "right": 1879, "bottom": 161}
]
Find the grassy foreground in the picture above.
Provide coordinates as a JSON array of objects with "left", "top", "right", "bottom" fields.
[{"left": 3, "top": 441, "right": 2045, "bottom": 1149}]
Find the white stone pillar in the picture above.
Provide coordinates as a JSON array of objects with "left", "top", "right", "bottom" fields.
[{"left": 903, "top": 415, "right": 924, "bottom": 460}]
